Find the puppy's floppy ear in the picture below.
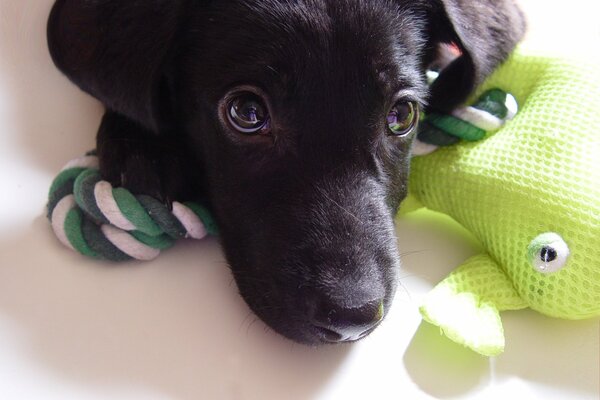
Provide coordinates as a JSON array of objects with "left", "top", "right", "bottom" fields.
[
  {"left": 47, "top": 0, "right": 187, "bottom": 132},
  {"left": 418, "top": 0, "right": 526, "bottom": 112}
]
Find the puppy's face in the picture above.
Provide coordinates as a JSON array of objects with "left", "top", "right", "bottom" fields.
[
  {"left": 176, "top": 1, "right": 426, "bottom": 343},
  {"left": 48, "top": 0, "right": 525, "bottom": 344}
]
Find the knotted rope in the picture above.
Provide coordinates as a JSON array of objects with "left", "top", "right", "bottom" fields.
[
  {"left": 47, "top": 153, "right": 217, "bottom": 261},
  {"left": 414, "top": 88, "right": 518, "bottom": 155}
]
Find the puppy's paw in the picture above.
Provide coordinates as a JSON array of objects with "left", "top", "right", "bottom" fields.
[
  {"left": 96, "top": 112, "right": 191, "bottom": 205},
  {"left": 100, "top": 149, "right": 165, "bottom": 200}
]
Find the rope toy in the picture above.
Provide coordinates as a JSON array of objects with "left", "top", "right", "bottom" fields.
[
  {"left": 47, "top": 153, "right": 217, "bottom": 262},
  {"left": 413, "top": 88, "right": 518, "bottom": 155}
]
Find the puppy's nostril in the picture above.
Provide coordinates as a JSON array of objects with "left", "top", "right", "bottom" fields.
[{"left": 311, "top": 299, "right": 385, "bottom": 342}]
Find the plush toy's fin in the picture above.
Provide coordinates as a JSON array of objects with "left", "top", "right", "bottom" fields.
[{"left": 419, "top": 254, "right": 527, "bottom": 356}]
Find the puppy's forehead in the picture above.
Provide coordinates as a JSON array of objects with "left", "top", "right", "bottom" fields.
[{"left": 200, "top": 0, "right": 425, "bottom": 97}]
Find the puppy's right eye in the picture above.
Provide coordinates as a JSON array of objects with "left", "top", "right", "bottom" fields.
[
  {"left": 226, "top": 93, "right": 271, "bottom": 135},
  {"left": 387, "top": 101, "right": 418, "bottom": 137}
]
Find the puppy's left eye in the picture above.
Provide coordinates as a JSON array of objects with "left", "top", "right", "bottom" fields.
[
  {"left": 387, "top": 101, "right": 418, "bottom": 136},
  {"left": 226, "top": 93, "right": 271, "bottom": 134}
]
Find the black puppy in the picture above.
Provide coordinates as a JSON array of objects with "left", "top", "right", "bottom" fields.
[{"left": 47, "top": 0, "right": 525, "bottom": 345}]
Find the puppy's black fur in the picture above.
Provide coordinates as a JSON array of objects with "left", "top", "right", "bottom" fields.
[{"left": 47, "top": 0, "right": 525, "bottom": 344}]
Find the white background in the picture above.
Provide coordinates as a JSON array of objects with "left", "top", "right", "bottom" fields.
[{"left": 0, "top": 1, "right": 598, "bottom": 399}]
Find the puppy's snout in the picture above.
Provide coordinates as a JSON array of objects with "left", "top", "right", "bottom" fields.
[{"left": 310, "top": 297, "right": 385, "bottom": 342}]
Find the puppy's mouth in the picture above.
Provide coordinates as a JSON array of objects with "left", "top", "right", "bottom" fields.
[
  {"left": 234, "top": 274, "right": 392, "bottom": 346},
  {"left": 265, "top": 315, "right": 385, "bottom": 346},
  {"left": 283, "top": 304, "right": 387, "bottom": 345},
  {"left": 313, "top": 321, "right": 382, "bottom": 344}
]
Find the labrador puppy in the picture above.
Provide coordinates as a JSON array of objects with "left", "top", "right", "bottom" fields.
[{"left": 47, "top": 0, "right": 525, "bottom": 345}]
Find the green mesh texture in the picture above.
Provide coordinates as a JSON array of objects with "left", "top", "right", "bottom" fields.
[
  {"left": 420, "top": 254, "right": 528, "bottom": 356},
  {"left": 409, "top": 49, "right": 600, "bottom": 320}
]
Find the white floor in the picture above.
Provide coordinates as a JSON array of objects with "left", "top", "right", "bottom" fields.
[{"left": 0, "top": 1, "right": 598, "bottom": 399}]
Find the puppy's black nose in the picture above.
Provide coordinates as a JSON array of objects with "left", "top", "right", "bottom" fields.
[{"left": 311, "top": 298, "right": 384, "bottom": 342}]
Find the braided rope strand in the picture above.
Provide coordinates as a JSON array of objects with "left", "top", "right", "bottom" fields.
[
  {"left": 47, "top": 155, "right": 216, "bottom": 261},
  {"left": 414, "top": 89, "right": 518, "bottom": 155}
]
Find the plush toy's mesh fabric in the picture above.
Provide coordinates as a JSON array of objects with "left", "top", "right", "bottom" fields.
[
  {"left": 410, "top": 50, "right": 600, "bottom": 320},
  {"left": 420, "top": 254, "right": 528, "bottom": 356}
]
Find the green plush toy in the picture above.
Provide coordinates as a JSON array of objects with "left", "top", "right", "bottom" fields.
[{"left": 403, "top": 49, "right": 600, "bottom": 356}]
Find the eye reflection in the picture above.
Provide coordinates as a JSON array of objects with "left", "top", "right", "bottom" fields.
[
  {"left": 227, "top": 93, "right": 270, "bottom": 134},
  {"left": 387, "top": 101, "right": 418, "bottom": 136}
]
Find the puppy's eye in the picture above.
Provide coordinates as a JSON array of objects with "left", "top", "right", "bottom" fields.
[
  {"left": 226, "top": 93, "right": 271, "bottom": 134},
  {"left": 387, "top": 101, "right": 418, "bottom": 136}
]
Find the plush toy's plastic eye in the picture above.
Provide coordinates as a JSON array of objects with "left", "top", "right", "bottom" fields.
[
  {"left": 527, "top": 233, "right": 570, "bottom": 274},
  {"left": 226, "top": 93, "right": 270, "bottom": 134},
  {"left": 387, "top": 101, "right": 418, "bottom": 136}
]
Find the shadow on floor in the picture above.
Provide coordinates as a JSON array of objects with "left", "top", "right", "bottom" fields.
[{"left": 0, "top": 218, "right": 349, "bottom": 400}]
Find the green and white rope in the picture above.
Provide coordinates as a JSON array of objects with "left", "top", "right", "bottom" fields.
[
  {"left": 47, "top": 154, "right": 217, "bottom": 262},
  {"left": 413, "top": 89, "right": 518, "bottom": 156}
]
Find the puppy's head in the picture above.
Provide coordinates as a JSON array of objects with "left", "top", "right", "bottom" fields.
[{"left": 48, "top": 0, "right": 525, "bottom": 344}]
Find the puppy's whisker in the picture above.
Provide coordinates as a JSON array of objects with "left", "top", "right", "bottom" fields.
[
  {"left": 396, "top": 281, "right": 413, "bottom": 302},
  {"left": 239, "top": 311, "right": 254, "bottom": 333},
  {"left": 246, "top": 317, "right": 259, "bottom": 336},
  {"left": 399, "top": 249, "right": 432, "bottom": 257},
  {"left": 266, "top": 64, "right": 280, "bottom": 77},
  {"left": 397, "top": 272, "right": 427, "bottom": 281},
  {"left": 318, "top": 188, "right": 364, "bottom": 225}
]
